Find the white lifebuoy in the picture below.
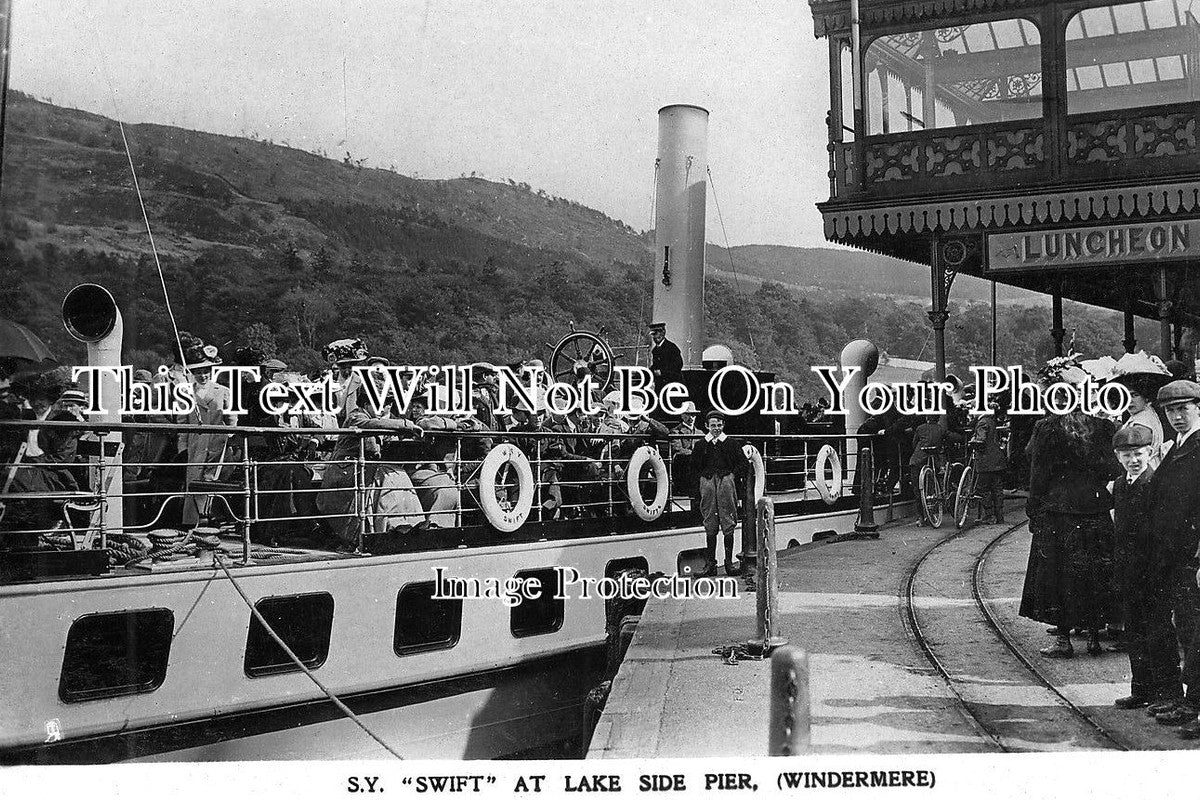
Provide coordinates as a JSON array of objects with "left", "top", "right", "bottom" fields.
[
  {"left": 626, "top": 446, "right": 669, "bottom": 521},
  {"left": 479, "top": 444, "right": 534, "bottom": 532},
  {"left": 814, "top": 444, "right": 842, "bottom": 505},
  {"left": 742, "top": 445, "right": 766, "bottom": 503}
]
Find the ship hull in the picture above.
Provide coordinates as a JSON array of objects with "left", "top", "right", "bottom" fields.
[{"left": 0, "top": 498, "right": 899, "bottom": 763}]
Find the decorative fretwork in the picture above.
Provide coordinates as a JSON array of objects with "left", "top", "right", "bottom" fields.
[
  {"left": 823, "top": 180, "right": 1200, "bottom": 239},
  {"left": 1068, "top": 109, "right": 1198, "bottom": 166},
  {"left": 812, "top": 0, "right": 1047, "bottom": 38},
  {"left": 1006, "top": 73, "right": 1040, "bottom": 98},
  {"left": 985, "top": 128, "right": 1044, "bottom": 170},
  {"left": 935, "top": 26, "right": 966, "bottom": 42},
  {"left": 890, "top": 31, "right": 922, "bottom": 50},
  {"left": 925, "top": 135, "right": 982, "bottom": 177},
  {"left": 861, "top": 124, "right": 1042, "bottom": 185},
  {"left": 1067, "top": 119, "right": 1129, "bottom": 163},
  {"left": 1132, "top": 112, "right": 1198, "bottom": 159},
  {"left": 864, "top": 141, "right": 921, "bottom": 182}
]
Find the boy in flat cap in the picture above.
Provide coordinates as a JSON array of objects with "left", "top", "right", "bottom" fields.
[
  {"left": 1111, "top": 423, "right": 1170, "bottom": 710},
  {"left": 1146, "top": 380, "right": 1200, "bottom": 731},
  {"left": 690, "top": 410, "right": 749, "bottom": 576}
]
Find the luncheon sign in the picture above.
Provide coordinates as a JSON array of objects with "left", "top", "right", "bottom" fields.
[{"left": 988, "top": 219, "right": 1197, "bottom": 272}]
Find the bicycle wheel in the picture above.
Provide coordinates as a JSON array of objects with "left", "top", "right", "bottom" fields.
[
  {"left": 945, "top": 461, "right": 965, "bottom": 504},
  {"left": 954, "top": 465, "right": 977, "bottom": 530},
  {"left": 919, "top": 464, "right": 943, "bottom": 528}
]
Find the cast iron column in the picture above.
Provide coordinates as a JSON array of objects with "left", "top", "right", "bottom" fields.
[
  {"left": 1051, "top": 292, "right": 1065, "bottom": 357},
  {"left": 928, "top": 238, "right": 956, "bottom": 382}
]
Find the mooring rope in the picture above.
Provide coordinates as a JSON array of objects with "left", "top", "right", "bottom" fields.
[{"left": 214, "top": 554, "right": 404, "bottom": 759}]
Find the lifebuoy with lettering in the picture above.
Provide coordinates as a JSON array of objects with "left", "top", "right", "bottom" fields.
[
  {"left": 814, "top": 444, "right": 842, "bottom": 505},
  {"left": 626, "top": 446, "right": 669, "bottom": 521},
  {"left": 479, "top": 443, "right": 534, "bottom": 532}
]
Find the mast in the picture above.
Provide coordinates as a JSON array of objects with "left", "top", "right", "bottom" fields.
[{"left": 0, "top": 0, "right": 12, "bottom": 195}]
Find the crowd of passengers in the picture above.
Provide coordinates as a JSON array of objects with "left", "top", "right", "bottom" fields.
[{"left": 0, "top": 336, "right": 714, "bottom": 553}]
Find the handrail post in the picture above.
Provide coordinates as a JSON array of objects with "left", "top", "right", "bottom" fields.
[
  {"left": 95, "top": 438, "right": 107, "bottom": 544},
  {"left": 854, "top": 442, "right": 879, "bottom": 536},
  {"left": 607, "top": 441, "right": 614, "bottom": 517},
  {"left": 454, "top": 434, "right": 463, "bottom": 528},
  {"left": 535, "top": 439, "right": 544, "bottom": 523},
  {"left": 355, "top": 436, "right": 366, "bottom": 554},
  {"left": 755, "top": 497, "right": 787, "bottom": 653},
  {"left": 241, "top": 433, "right": 253, "bottom": 566},
  {"left": 768, "top": 646, "right": 811, "bottom": 756}
]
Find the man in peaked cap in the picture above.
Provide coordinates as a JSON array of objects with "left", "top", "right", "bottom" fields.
[
  {"left": 648, "top": 322, "right": 683, "bottom": 390},
  {"left": 1145, "top": 379, "right": 1200, "bottom": 730}
]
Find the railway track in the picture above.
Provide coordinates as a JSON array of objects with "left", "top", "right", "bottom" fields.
[{"left": 902, "top": 520, "right": 1128, "bottom": 752}]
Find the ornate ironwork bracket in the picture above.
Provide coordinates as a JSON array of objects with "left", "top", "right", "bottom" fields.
[
  {"left": 925, "top": 308, "right": 950, "bottom": 330},
  {"left": 927, "top": 263, "right": 958, "bottom": 329}
]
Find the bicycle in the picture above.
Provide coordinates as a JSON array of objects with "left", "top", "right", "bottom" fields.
[
  {"left": 953, "top": 447, "right": 980, "bottom": 530},
  {"left": 917, "top": 446, "right": 965, "bottom": 528}
]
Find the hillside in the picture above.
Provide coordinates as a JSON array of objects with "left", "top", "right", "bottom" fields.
[
  {"left": 708, "top": 244, "right": 1041, "bottom": 305},
  {"left": 0, "top": 92, "right": 1159, "bottom": 393}
]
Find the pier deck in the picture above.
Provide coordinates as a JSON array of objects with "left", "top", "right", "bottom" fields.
[{"left": 587, "top": 512, "right": 1195, "bottom": 757}]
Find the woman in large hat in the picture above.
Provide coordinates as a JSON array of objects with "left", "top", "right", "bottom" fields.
[
  {"left": 180, "top": 341, "right": 233, "bottom": 527},
  {"left": 1020, "top": 355, "right": 1121, "bottom": 657},
  {"left": 1111, "top": 351, "right": 1173, "bottom": 465},
  {"left": 316, "top": 339, "right": 424, "bottom": 548}
]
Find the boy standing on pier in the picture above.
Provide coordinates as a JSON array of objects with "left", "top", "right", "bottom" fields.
[
  {"left": 691, "top": 410, "right": 748, "bottom": 577},
  {"left": 1110, "top": 424, "right": 1166, "bottom": 710}
]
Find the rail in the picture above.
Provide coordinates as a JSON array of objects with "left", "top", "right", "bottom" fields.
[{"left": 0, "top": 419, "right": 910, "bottom": 568}]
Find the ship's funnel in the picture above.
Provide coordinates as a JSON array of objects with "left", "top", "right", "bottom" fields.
[
  {"left": 652, "top": 104, "right": 708, "bottom": 368},
  {"left": 62, "top": 283, "right": 124, "bottom": 532}
]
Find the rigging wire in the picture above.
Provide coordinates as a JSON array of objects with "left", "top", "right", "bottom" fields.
[
  {"left": 215, "top": 555, "right": 404, "bottom": 759},
  {"left": 635, "top": 158, "right": 660, "bottom": 364},
  {"left": 90, "top": 29, "right": 185, "bottom": 365},
  {"left": 706, "top": 166, "right": 755, "bottom": 350}
]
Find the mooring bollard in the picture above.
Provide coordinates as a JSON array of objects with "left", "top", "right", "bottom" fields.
[
  {"left": 854, "top": 444, "right": 879, "bottom": 536},
  {"left": 755, "top": 497, "right": 788, "bottom": 652},
  {"left": 768, "top": 646, "right": 811, "bottom": 756}
]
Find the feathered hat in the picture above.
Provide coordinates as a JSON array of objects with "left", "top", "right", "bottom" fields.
[
  {"left": 322, "top": 338, "right": 368, "bottom": 366},
  {"left": 185, "top": 342, "right": 222, "bottom": 371},
  {"left": 1111, "top": 350, "right": 1173, "bottom": 399}
]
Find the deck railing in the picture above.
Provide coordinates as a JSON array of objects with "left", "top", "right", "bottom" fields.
[{"left": 0, "top": 420, "right": 907, "bottom": 567}]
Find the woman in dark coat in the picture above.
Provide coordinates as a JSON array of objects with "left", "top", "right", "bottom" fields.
[{"left": 1020, "top": 407, "right": 1120, "bottom": 657}]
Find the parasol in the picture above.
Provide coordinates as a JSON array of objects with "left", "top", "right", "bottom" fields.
[{"left": 0, "top": 317, "right": 57, "bottom": 374}]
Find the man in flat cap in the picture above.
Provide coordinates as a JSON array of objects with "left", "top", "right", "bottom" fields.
[
  {"left": 648, "top": 322, "right": 683, "bottom": 390},
  {"left": 690, "top": 410, "right": 748, "bottom": 576},
  {"left": 1145, "top": 380, "right": 1200, "bottom": 731}
]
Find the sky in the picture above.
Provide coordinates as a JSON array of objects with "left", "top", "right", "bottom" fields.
[{"left": 11, "top": 0, "right": 835, "bottom": 247}]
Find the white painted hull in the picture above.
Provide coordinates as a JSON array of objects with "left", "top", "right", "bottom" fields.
[{"left": 0, "top": 501, "right": 901, "bottom": 762}]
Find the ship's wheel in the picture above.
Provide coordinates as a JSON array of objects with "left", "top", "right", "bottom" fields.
[{"left": 549, "top": 326, "right": 615, "bottom": 393}]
